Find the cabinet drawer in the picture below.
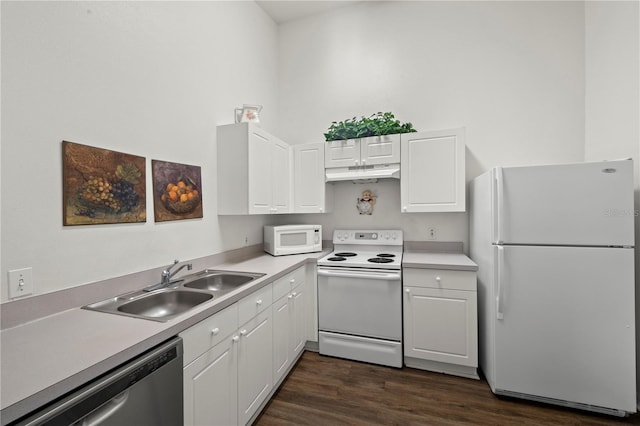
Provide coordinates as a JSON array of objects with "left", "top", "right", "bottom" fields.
[
  {"left": 403, "top": 268, "right": 476, "bottom": 291},
  {"left": 180, "top": 303, "right": 239, "bottom": 366},
  {"left": 272, "top": 267, "right": 306, "bottom": 301},
  {"left": 239, "top": 283, "right": 272, "bottom": 325},
  {"left": 289, "top": 266, "right": 305, "bottom": 289}
]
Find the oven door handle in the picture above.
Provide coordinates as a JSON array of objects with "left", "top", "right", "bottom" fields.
[{"left": 317, "top": 268, "right": 401, "bottom": 281}]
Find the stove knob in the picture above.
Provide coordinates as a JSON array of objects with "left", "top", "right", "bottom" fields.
[
  {"left": 383, "top": 232, "right": 390, "bottom": 240},
  {"left": 391, "top": 232, "right": 398, "bottom": 240},
  {"left": 372, "top": 233, "right": 378, "bottom": 239}
]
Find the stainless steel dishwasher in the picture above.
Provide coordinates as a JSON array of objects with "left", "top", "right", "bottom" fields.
[{"left": 13, "top": 337, "right": 183, "bottom": 426}]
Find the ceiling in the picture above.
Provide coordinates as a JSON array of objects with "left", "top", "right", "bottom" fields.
[{"left": 255, "top": 1, "right": 362, "bottom": 24}]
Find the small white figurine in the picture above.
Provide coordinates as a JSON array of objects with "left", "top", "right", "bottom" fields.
[{"left": 356, "top": 190, "right": 376, "bottom": 215}]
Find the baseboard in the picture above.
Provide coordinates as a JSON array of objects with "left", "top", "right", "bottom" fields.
[{"left": 404, "top": 356, "right": 479, "bottom": 380}]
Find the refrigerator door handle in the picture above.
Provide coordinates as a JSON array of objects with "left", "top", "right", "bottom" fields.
[
  {"left": 494, "top": 167, "right": 504, "bottom": 244},
  {"left": 496, "top": 246, "right": 504, "bottom": 320}
]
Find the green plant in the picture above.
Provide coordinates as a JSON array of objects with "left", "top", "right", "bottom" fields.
[{"left": 324, "top": 112, "right": 416, "bottom": 141}]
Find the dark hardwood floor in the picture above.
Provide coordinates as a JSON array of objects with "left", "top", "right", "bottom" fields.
[{"left": 256, "top": 351, "right": 640, "bottom": 425}]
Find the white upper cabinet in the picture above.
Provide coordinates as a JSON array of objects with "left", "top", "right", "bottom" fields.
[
  {"left": 217, "top": 123, "right": 291, "bottom": 215},
  {"left": 325, "top": 134, "right": 400, "bottom": 168},
  {"left": 401, "top": 128, "right": 466, "bottom": 212},
  {"left": 293, "top": 142, "right": 333, "bottom": 213},
  {"left": 270, "top": 137, "right": 291, "bottom": 213},
  {"left": 360, "top": 135, "right": 401, "bottom": 166}
]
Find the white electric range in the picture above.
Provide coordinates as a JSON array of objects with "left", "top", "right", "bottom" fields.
[{"left": 317, "top": 229, "right": 403, "bottom": 368}]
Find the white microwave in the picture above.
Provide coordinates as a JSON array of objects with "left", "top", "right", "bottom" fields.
[{"left": 264, "top": 225, "right": 322, "bottom": 256}]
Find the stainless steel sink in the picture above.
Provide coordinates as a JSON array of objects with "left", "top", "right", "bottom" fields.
[
  {"left": 83, "top": 288, "right": 213, "bottom": 322},
  {"left": 182, "top": 270, "right": 265, "bottom": 292},
  {"left": 117, "top": 290, "right": 212, "bottom": 319},
  {"left": 83, "top": 269, "right": 265, "bottom": 321}
]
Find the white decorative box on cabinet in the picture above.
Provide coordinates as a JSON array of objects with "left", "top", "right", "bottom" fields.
[
  {"left": 217, "top": 123, "right": 291, "bottom": 215},
  {"left": 401, "top": 128, "right": 465, "bottom": 212}
]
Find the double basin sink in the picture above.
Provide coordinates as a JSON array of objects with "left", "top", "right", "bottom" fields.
[{"left": 83, "top": 270, "right": 265, "bottom": 322}]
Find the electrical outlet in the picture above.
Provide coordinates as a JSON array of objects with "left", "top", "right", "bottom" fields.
[
  {"left": 9, "top": 267, "right": 33, "bottom": 299},
  {"left": 427, "top": 227, "right": 437, "bottom": 240},
  {"left": 244, "top": 236, "right": 249, "bottom": 245}
]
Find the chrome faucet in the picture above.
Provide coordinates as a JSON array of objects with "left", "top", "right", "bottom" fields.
[
  {"left": 145, "top": 260, "right": 193, "bottom": 292},
  {"left": 161, "top": 259, "right": 193, "bottom": 284}
]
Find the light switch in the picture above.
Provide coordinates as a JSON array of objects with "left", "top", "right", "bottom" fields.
[{"left": 9, "top": 267, "right": 33, "bottom": 299}]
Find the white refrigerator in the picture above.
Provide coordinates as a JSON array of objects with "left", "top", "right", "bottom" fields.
[{"left": 470, "top": 159, "right": 636, "bottom": 416}]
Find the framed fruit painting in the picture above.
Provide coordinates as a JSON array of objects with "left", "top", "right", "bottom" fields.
[
  {"left": 152, "top": 160, "right": 203, "bottom": 222},
  {"left": 62, "top": 141, "right": 146, "bottom": 225}
]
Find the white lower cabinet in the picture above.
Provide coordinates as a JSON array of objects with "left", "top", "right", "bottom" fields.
[
  {"left": 181, "top": 303, "right": 240, "bottom": 426},
  {"left": 183, "top": 334, "right": 238, "bottom": 426},
  {"left": 238, "top": 309, "right": 273, "bottom": 425},
  {"left": 403, "top": 267, "right": 478, "bottom": 379},
  {"left": 272, "top": 267, "right": 308, "bottom": 385},
  {"left": 181, "top": 284, "right": 273, "bottom": 426},
  {"left": 181, "top": 265, "right": 310, "bottom": 426}
]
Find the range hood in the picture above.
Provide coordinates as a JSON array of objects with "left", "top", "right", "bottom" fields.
[{"left": 325, "top": 163, "right": 400, "bottom": 182}]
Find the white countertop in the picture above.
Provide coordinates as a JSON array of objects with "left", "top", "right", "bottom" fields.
[
  {"left": 402, "top": 251, "right": 478, "bottom": 271},
  {"left": 0, "top": 251, "right": 325, "bottom": 424}
]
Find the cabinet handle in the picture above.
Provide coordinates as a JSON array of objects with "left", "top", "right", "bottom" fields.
[
  {"left": 292, "top": 291, "right": 297, "bottom": 297},
  {"left": 240, "top": 329, "right": 247, "bottom": 336},
  {"left": 211, "top": 327, "right": 220, "bottom": 335},
  {"left": 288, "top": 294, "right": 293, "bottom": 299},
  {"left": 354, "top": 160, "right": 359, "bottom": 166},
  {"left": 232, "top": 335, "right": 239, "bottom": 342},
  {"left": 362, "top": 159, "right": 366, "bottom": 165},
  {"left": 290, "top": 279, "right": 295, "bottom": 284},
  {"left": 436, "top": 276, "right": 441, "bottom": 282},
  {"left": 402, "top": 206, "right": 407, "bottom": 212},
  {"left": 405, "top": 288, "right": 411, "bottom": 293},
  {"left": 319, "top": 208, "right": 324, "bottom": 213},
  {"left": 256, "top": 299, "right": 263, "bottom": 305}
]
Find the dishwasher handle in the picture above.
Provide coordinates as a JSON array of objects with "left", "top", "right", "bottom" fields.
[
  {"left": 80, "top": 391, "right": 129, "bottom": 426},
  {"left": 317, "top": 268, "right": 401, "bottom": 281}
]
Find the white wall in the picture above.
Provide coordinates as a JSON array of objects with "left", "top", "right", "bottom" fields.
[
  {"left": 584, "top": 0, "right": 640, "bottom": 396},
  {"left": 0, "top": 1, "right": 279, "bottom": 302},
  {"left": 276, "top": 1, "right": 586, "bottom": 247}
]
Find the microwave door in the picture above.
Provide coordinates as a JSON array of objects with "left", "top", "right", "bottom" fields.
[
  {"left": 280, "top": 230, "right": 308, "bottom": 246},
  {"left": 277, "top": 230, "right": 311, "bottom": 255}
]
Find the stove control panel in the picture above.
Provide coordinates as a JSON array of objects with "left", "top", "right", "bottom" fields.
[{"left": 333, "top": 229, "right": 403, "bottom": 245}]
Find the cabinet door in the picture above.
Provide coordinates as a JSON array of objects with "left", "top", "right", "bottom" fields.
[
  {"left": 184, "top": 336, "right": 238, "bottom": 426},
  {"left": 271, "top": 138, "right": 291, "bottom": 213},
  {"left": 293, "top": 143, "right": 328, "bottom": 213},
  {"left": 404, "top": 286, "right": 477, "bottom": 367},
  {"left": 305, "top": 264, "right": 318, "bottom": 342},
  {"left": 272, "top": 295, "right": 291, "bottom": 384},
  {"left": 248, "top": 127, "right": 274, "bottom": 214},
  {"left": 401, "top": 128, "right": 465, "bottom": 212},
  {"left": 360, "top": 135, "right": 400, "bottom": 166},
  {"left": 238, "top": 309, "right": 273, "bottom": 425},
  {"left": 291, "top": 281, "right": 307, "bottom": 356},
  {"left": 325, "top": 139, "right": 360, "bottom": 168}
]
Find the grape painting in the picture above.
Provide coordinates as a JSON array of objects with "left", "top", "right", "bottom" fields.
[{"left": 62, "top": 141, "right": 146, "bottom": 225}]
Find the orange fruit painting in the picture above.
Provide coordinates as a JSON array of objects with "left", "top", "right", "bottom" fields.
[{"left": 151, "top": 160, "right": 203, "bottom": 222}]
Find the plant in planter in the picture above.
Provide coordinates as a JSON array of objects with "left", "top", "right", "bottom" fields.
[{"left": 324, "top": 112, "right": 416, "bottom": 141}]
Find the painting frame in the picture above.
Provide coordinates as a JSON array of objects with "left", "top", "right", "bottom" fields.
[
  {"left": 62, "top": 141, "right": 146, "bottom": 226},
  {"left": 152, "top": 160, "right": 203, "bottom": 222}
]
